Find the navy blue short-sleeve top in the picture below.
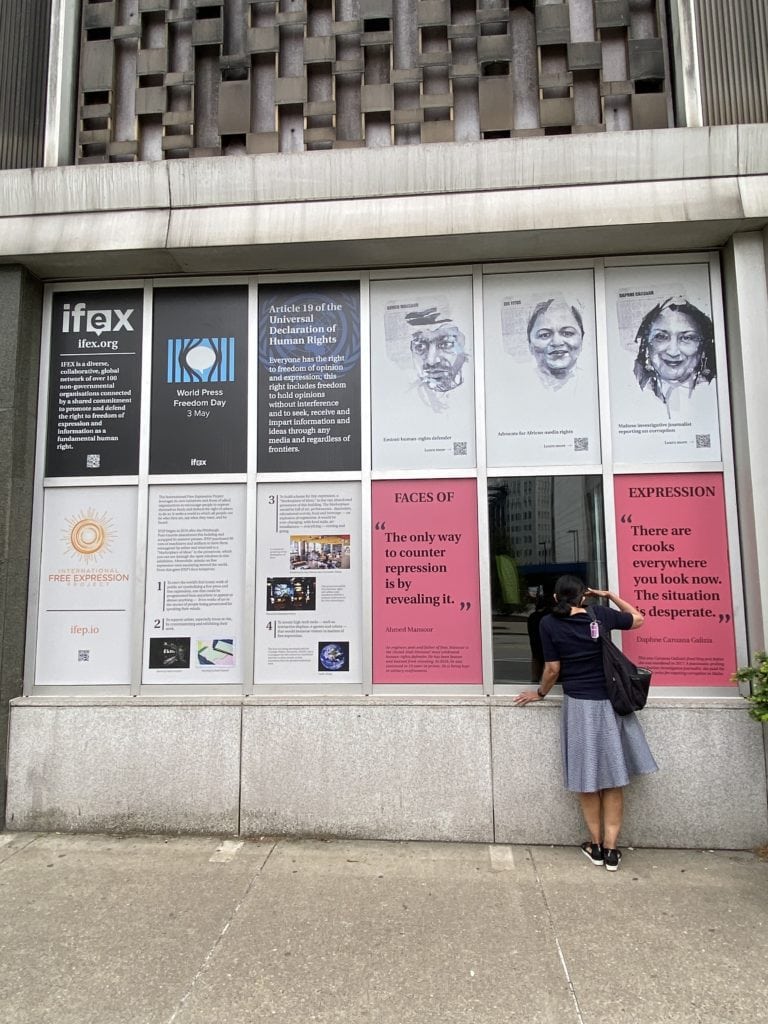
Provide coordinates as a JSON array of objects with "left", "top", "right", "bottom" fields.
[{"left": 538, "top": 605, "right": 633, "bottom": 700}]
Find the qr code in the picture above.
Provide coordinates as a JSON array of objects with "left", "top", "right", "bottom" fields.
[
  {"left": 453, "top": 441, "right": 468, "bottom": 456},
  {"left": 78, "top": 650, "right": 90, "bottom": 663},
  {"left": 574, "top": 437, "right": 589, "bottom": 452},
  {"left": 695, "top": 434, "right": 711, "bottom": 448},
  {"left": 86, "top": 453, "right": 101, "bottom": 469}
]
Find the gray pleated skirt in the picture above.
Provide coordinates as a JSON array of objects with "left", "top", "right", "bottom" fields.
[{"left": 561, "top": 695, "right": 658, "bottom": 793}]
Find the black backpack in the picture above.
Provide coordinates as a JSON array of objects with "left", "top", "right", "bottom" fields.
[{"left": 586, "top": 606, "right": 651, "bottom": 716}]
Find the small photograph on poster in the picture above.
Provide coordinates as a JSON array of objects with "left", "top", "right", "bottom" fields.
[
  {"left": 370, "top": 277, "right": 476, "bottom": 470},
  {"left": 35, "top": 485, "right": 138, "bottom": 685},
  {"left": 45, "top": 289, "right": 144, "bottom": 478},
  {"left": 143, "top": 484, "right": 245, "bottom": 684},
  {"left": 255, "top": 482, "right": 362, "bottom": 684},
  {"left": 257, "top": 282, "right": 361, "bottom": 473},
  {"left": 290, "top": 535, "right": 350, "bottom": 571},
  {"left": 614, "top": 473, "right": 736, "bottom": 686},
  {"left": 318, "top": 641, "right": 350, "bottom": 672},
  {"left": 483, "top": 269, "right": 600, "bottom": 467},
  {"left": 197, "top": 639, "right": 235, "bottom": 667},
  {"left": 150, "top": 286, "right": 248, "bottom": 474},
  {"left": 606, "top": 265, "right": 721, "bottom": 463},
  {"left": 148, "top": 637, "right": 191, "bottom": 669},
  {"left": 266, "top": 577, "right": 317, "bottom": 611}
]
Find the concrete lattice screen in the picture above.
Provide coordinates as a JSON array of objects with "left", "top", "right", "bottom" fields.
[{"left": 76, "top": 0, "right": 671, "bottom": 163}]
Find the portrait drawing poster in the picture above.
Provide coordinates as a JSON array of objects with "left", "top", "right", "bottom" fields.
[
  {"left": 605, "top": 263, "right": 722, "bottom": 464},
  {"left": 370, "top": 277, "right": 476, "bottom": 471},
  {"left": 483, "top": 269, "right": 600, "bottom": 467}
]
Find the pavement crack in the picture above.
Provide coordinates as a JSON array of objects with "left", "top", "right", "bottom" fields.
[
  {"left": 164, "top": 855, "right": 269, "bottom": 1024},
  {"left": 528, "top": 848, "right": 586, "bottom": 1024}
]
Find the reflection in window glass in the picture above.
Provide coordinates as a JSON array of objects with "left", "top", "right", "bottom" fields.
[{"left": 488, "top": 476, "right": 606, "bottom": 684}]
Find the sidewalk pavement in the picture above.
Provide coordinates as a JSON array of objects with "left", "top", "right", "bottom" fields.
[{"left": 1, "top": 831, "right": 767, "bottom": 1024}]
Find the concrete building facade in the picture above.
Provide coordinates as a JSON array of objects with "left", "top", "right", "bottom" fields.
[{"left": 1, "top": 0, "right": 767, "bottom": 847}]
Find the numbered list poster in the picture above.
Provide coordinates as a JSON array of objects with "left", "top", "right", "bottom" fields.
[
  {"left": 143, "top": 484, "right": 246, "bottom": 684},
  {"left": 614, "top": 473, "right": 736, "bottom": 686},
  {"left": 372, "top": 480, "right": 482, "bottom": 685},
  {"left": 255, "top": 482, "right": 361, "bottom": 684}
]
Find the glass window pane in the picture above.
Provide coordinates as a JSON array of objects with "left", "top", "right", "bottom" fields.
[{"left": 488, "top": 475, "right": 606, "bottom": 684}]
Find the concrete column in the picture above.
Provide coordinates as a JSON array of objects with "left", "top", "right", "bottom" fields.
[
  {"left": 0, "top": 266, "right": 42, "bottom": 821},
  {"left": 722, "top": 233, "right": 768, "bottom": 654}
]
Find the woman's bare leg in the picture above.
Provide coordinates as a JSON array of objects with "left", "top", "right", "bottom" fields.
[
  {"left": 601, "top": 787, "right": 624, "bottom": 848},
  {"left": 578, "top": 791, "right": 603, "bottom": 845}
]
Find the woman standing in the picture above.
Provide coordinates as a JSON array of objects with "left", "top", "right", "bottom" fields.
[{"left": 514, "top": 575, "right": 657, "bottom": 871}]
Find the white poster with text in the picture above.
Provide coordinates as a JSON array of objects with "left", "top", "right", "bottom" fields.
[
  {"left": 255, "top": 482, "right": 361, "bottom": 684},
  {"left": 35, "top": 486, "right": 137, "bottom": 684},
  {"left": 143, "top": 484, "right": 246, "bottom": 684}
]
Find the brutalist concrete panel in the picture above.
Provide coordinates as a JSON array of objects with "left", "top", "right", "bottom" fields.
[
  {"left": 594, "top": 0, "right": 630, "bottom": 28},
  {"left": 479, "top": 76, "right": 514, "bottom": 132},
  {"left": 567, "top": 42, "right": 602, "bottom": 72},
  {"left": 247, "top": 131, "right": 280, "bottom": 153},
  {"left": 5, "top": 703, "right": 242, "bottom": 835},
  {"left": 81, "top": 40, "right": 115, "bottom": 92},
  {"left": 303, "top": 35, "right": 335, "bottom": 63},
  {"left": 137, "top": 48, "right": 168, "bottom": 76},
  {"left": 421, "top": 121, "right": 454, "bottom": 144},
  {"left": 136, "top": 86, "right": 167, "bottom": 115},
  {"left": 540, "top": 96, "right": 575, "bottom": 127},
  {"left": 492, "top": 703, "right": 768, "bottom": 849},
  {"left": 535, "top": 4, "right": 571, "bottom": 45},
  {"left": 84, "top": 0, "right": 116, "bottom": 30},
  {"left": 631, "top": 92, "right": 670, "bottom": 130},
  {"left": 477, "top": 34, "right": 514, "bottom": 64},
  {"left": 192, "top": 18, "right": 223, "bottom": 46},
  {"left": 361, "top": 84, "right": 394, "bottom": 113},
  {"left": 247, "top": 26, "right": 279, "bottom": 52},
  {"left": 275, "top": 76, "right": 307, "bottom": 105},
  {"left": 241, "top": 704, "right": 493, "bottom": 842},
  {"left": 361, "top": 0, "right": 393, "bottom": 15},
  {"left": 218, "top": 79, "right": 251, "bottom": 134},
  {"left": 417, "top": 0, "right": 449, "bottom": 26},
  {"left": 628, "top": 38, "right": 665, "bottom": 81}
]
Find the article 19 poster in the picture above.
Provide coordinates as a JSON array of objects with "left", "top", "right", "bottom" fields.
[
  {"left": 255, "top": 482, "right": 361, "bottom": 684},
  {"left": 606, "top": 264, "right": 722, "bottom": 464},
  {"left": 370, "top": 277, "right": 476, "bottom": 470},
  {"left": 483, "top": 269, "right": 600, "bottom": 467}
]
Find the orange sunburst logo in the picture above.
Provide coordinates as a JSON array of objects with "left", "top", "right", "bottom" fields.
[{"left": 62, "top": 509, "right": 115, "bottom": 563}]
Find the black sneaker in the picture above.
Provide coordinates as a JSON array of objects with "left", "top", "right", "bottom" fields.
[
  {"left": 580, "top": 841, "right": 603, "bottom": 865},
  {"left": 604, "top": 848, "right": 622, "bottom": 872}
]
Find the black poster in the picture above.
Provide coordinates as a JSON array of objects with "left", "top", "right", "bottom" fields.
[
  {"left": 45, "top": 289, "right": 144, "bottom": 477},
  {"left": 257, "top": 282, "right": 361, "bottom": 472},
  {"left": 150, "top": 286, "right": 248, "bottom": 474}
]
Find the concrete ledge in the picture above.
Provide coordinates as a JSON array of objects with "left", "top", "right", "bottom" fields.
[
  {"left": 492, "top": 702, "right": 768, "bottom": 849},
  {"left": 240, "top": 703, "right": 494, "bottom": 843},
  {"left": 5, "top": 703, "right": 241, "bottom": 835}
]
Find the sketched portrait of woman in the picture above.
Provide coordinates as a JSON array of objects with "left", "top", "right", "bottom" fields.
[
  {"left": 526, "top": 298, "right": 585, "bottom": 390},
  {"left": 633, "top": 297, "right": 715, "bottom": 409}
]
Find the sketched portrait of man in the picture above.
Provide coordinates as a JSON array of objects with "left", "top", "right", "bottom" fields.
[
  {"left": 526, "top": 298, "right": 585, "bottom": 391},
  {"left": 405, "top": 307, "right": 469, "bottom": 412},
  {"left": 633, "top": 296, "right": 716, "bottom": 415}
]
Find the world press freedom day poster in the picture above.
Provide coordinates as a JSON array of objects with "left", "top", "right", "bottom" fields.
[{"left": 150, "top": 286, "right": 248, "bottom": 474}]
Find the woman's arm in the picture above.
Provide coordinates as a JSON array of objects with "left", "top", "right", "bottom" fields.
[
  {"left": 586, "top": 587, "right": 644, "bottom": 629},
  {"left": 513, "top": 660, "right": 560, "bottom": 705}
]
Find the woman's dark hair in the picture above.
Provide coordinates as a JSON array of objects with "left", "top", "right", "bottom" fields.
[
  {"left": 633, "top": 297, "right": 716, "bottom": 398},
  {"left": 526, "top": 298, "right": 584, "bottom": 341},
  {"left": 552, "top": 575, "right": 587, "bottom": 618}
]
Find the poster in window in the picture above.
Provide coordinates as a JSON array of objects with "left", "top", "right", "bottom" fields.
[
  {"left": 45, "top": 289, "right": 144, "bottom": 477},
  {"left": 605, "top": 264, "right": 721, "bottom": 463},
  {"left": 142, "top": 484, "right": 246, "bottom": 684},
  {"left": 483, "top": 269, "right": 600, "bottom": 467},
  {"left": 614, "top": 473, "right": 736, "bottom": 686},
  {"left": 149, "top": 286, "right": 248, "bottom": 474},
  {"left": 255, "top": 482, "right": 361, "bottom": 684},
  {"left": 370, "top": 277, "right": 476, "bottom": 470},
  {"left": 35, "top": 486, "right": 137, "bottom": 684},
  {"left": 257, "top": 282, "right": 361, "bottom": 472},
  {"left": 372, "top": 479, "right": 482, "bottom": 685}
]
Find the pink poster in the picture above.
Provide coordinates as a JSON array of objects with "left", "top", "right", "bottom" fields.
[
  {"left": 372, "top": 480, "right": 482, "bottom": 685},
  {"left": 614, "top": 473, "right": 736, "bottom": 686}
]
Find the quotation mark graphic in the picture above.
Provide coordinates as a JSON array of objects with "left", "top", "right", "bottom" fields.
[
  {"left": 375, "top": 521, "right": 387, "bottom": 530},
  {"left": 718, "top": 613, "right": 731, "bottom": 623},
  {"left": 620, "top": 514, "right": 633, "bottom": 524},
  {"left": 459, "top": 601, "right": 472, "bottom": 611}
]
